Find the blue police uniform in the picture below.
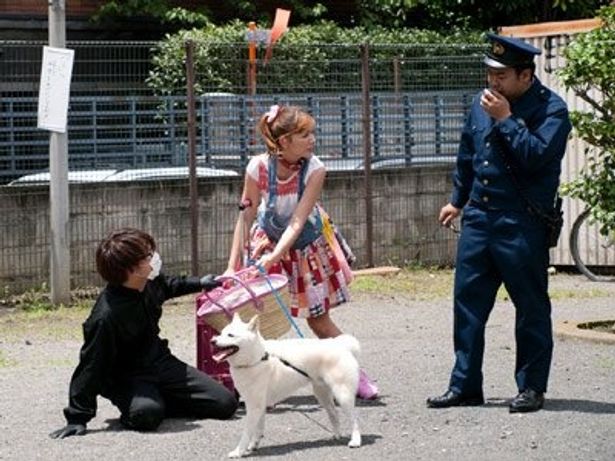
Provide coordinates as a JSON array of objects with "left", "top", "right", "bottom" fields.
[{"left": 446, "top": 35, "right": 572, "bottom": 399}]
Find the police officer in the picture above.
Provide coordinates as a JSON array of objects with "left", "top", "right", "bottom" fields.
[{"left": 427, "top": 33, "right": 571, "bottom": 413}]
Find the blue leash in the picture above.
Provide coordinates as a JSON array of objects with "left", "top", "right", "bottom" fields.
[{"left": 255, "top": 263, "right": 304, "bottom": 338}]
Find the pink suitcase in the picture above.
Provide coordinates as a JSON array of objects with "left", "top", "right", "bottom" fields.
[
  {"left": 195, "top": 270, "right": 292, "bottom": 393},
  {"left": 195, "top": 313, "right": 234, "bottom": 392}
]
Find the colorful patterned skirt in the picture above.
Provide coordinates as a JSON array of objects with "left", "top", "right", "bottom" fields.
[{"left": 244, "top": 226, "right": 355, "bottom": 319}]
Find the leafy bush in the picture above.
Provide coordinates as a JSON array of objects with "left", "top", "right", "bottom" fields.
[
  {"left": 146, "top": 20, "right": 484, "bottom": 96},
  {"left": 559, "top": 6, "right": 615, "bottom": 235}
]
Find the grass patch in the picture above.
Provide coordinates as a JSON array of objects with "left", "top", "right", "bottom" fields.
[
  {"left": 0, "top": 290, "right": 196, "bottom": 342},
  {"left": 496, "top": 286, "right": 609, "bottom": 302},
  {"left": 353, "top": 267, "right": 612, "bottom": 302},
  {"left": 0, "top": 285, "right": 97, "bottom": 312},
  {"left": 548, "top": 287, "right": 610, "bottom": 300},
  {"left": 595, "top": 356, "right": 615, "bottom": 369},
  {"left": 0, "top": 350, "right": 16, "bottom": 368},
  {"left": 0, "top": 287, "right": 95, "bottom": 342},
  {"left": 0, "top": 305, "right": 91, "bottom": 342},
  {"left": 352, "top": 266, "right": 454, "bottom": 300}
]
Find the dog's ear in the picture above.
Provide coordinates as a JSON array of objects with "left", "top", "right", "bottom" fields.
[
  {"left": 247, "top": 315, "right": 259, "bottom": 332},
  {"left": 231, "top": 312, "right": 241, "bottom": 323}
]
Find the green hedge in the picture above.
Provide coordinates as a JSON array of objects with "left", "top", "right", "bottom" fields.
[{"left": 147, "top": 20, "right": 485, "bottom": 96}]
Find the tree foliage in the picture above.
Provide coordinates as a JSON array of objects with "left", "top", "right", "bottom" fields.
[
  {"left": 93, "top": 0, "right": 610, "bottom": 32},
  {"left": 559, "top": 5, "right": 615, "bottom": 234},
  {"left": 92, "top": 0, "right": 329, "bottom": 31},
  {"left": 357, "top": 0, "right": 609, "bottom": 29},
  {"left": 92, "top": 0, "right": 210, "bottom": 29}
]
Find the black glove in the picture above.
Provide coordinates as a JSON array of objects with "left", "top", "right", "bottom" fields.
[
  {"left": 200, "top": 274, "right": 222, "bottom": 292},
  {"left": 49, "top": 423, "right": 86, "bottom": 439}
]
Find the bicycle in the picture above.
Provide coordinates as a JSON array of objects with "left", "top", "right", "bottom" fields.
[{"left": 569, "top": 208, "right": 615, "bottom": 281}]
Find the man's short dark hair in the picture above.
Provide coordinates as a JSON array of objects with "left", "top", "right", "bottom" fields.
[
  {"left": 513, "top": 61, "right": 536, "bottom": 77},
  {"left": 96, "top": 228, "right": 156, "bottom": 285}
]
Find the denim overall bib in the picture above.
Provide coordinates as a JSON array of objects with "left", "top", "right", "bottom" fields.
[{"left": 257, "top": 157, "right": 322, "bottom": 250}]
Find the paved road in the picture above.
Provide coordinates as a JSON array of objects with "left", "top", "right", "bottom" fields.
[{"left": 1, "top": 273, "right": 614, "bottom": 460}]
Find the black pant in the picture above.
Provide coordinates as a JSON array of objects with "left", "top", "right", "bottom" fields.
[{"left": 109, "top": 354, "right": 237, "bottom": 431}]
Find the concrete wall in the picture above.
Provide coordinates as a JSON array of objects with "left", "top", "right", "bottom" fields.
[{"left": 0, "top": 166, "right": 458, "bottom": 293}]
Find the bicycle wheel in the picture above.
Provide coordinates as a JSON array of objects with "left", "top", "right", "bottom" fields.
[{"left": 570, "top": 209, "right": 615, "bottom": 281}]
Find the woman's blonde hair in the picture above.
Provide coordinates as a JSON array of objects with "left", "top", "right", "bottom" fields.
[{"left": 258, "top": 105, "right": 315, "bottom": 154}]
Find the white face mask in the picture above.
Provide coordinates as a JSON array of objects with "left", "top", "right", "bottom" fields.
[{"left": 148, "top": 252, "right": 162, "bottom": 280}]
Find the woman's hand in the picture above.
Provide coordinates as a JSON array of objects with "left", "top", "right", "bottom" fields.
[
  {"left": 251, "top": 235, "right": 272, "bottom": 260},
  {"left": 255, "top": 253, "right": 277, "bottom": 274}
]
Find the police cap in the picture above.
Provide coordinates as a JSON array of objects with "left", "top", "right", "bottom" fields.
[{"left": 484, "top": 32, "right": 541, "bottom": 69}]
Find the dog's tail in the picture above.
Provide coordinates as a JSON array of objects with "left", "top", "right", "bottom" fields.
[{"left": 334, "top": 334, "right": 361, "bottom": 359}]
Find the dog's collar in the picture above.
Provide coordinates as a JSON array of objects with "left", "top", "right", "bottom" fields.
[{"left": 234, "top": 352, "right": 270, "bottom": 369}]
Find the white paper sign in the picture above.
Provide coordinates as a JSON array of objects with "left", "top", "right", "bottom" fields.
[{"left": 37, "top": 46, "right": 75, "bottom": 133}]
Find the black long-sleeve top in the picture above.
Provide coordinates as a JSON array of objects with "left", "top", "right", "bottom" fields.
[{"left": 63, "top": 273, "right": 202, "bottom": 425}]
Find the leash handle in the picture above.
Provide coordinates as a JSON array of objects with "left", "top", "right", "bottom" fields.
[
  {"left": 238, "top": 198, "right": 253, "bottom": 267},
  {"left": 255, "top": 263, "right": 304, "bottom": 338}
]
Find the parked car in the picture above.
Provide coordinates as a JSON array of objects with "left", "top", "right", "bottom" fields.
[
  {"left": 6, "top": 166, "right": 238, "bottom": 186},
  {"left": 322, "top": 155, "right": 455, "bottom": 171},
  {"left": 7, "top": 169, "right": 119, "bottom": 185},
  {"left": 104, "top": 166, "right": 239, "bottom": 182}
]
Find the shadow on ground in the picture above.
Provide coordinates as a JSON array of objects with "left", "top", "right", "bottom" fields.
[
  {"left": 481, "top": 397, "right": 615, "bottom": 414},
  {"left": 249, "top": 434, "right": 382, "bottom": 457}
]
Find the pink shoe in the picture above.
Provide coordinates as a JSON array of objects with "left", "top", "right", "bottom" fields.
[{"left": 357, "top": 369, "right": 379, "bottom": 400}]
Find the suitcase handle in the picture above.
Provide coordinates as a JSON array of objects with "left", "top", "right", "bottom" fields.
[{"left": 203, "top": 270, "right": 264, "bottom": 319}]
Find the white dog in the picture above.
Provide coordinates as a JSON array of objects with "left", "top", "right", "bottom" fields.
[{"left": 212, "top": 313, "right": 362, "bottom": 458}]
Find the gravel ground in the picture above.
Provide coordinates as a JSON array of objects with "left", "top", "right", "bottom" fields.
[{"left": 1, "top": 273, "right": 614, "bottom": 461}]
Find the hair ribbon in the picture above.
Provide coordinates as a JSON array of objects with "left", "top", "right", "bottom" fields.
[{"left": 265, "top": 104, "right": 281, "bottom": 124}]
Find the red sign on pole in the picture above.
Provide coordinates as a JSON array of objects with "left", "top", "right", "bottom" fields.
[{"left": 264, "top": 8, "right": 291, "bottom": 65}]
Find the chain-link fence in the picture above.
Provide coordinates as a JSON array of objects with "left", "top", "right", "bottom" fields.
[{"left": 0, "top": 40, "right": 485, "bottom": 294}]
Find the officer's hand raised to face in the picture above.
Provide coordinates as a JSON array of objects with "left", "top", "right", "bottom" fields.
[
  {"left": 49, "top": 423, "right": 86, "bottom": 439},
  {"left": 480, "top": 89, "right": 512, "bottom": 121}
]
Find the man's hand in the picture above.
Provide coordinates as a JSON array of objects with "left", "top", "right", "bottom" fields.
[
  {"left": 49, "top": 423, "right": 86, "bottom": 439},
  {"left": 480, "top": 89, "right": 511, "bottom": 121},
  {"left": 439, "top": 203, "right": 461, "bottom": 228},
  {"left": 200, "top": 274, "right": 222, "bottom": 292}
]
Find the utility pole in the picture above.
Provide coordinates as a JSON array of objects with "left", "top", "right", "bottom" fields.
[
  {"left": 48, "top": 0, "right": 70, "bottom": 304},
  {"left": 185, "top": 40, "right": 199, "bottom": 276},
  {"left": 360, "top": 43, "right": 374, "bottom": 267}
]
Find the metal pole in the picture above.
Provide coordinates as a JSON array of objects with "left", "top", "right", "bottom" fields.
[
  {"left": 247, "top": 21, "right": 257, "bottom": 96},
  {"left": 185, "top": 40, "right": 199, "bottom": 276},
  {"left": 393, "top": 56, "right": 401, "bottom": 94},
  {"left": 246, "top": 22, "right": 257, "bottom": 166},
  {"left": 49, "top": 0, "right": 70, "bottom": 304},
  {"left": 360, "top": 44, "right": 374, "bottom": 268}
]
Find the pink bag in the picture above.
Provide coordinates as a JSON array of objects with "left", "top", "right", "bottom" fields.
[{"left": 196, "top": 268, "right": 291, "bottom": 339}]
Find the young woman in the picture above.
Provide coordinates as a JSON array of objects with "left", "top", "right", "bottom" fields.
[{"left": 225, "top": 105, "right": 378, "bottom": 400}]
